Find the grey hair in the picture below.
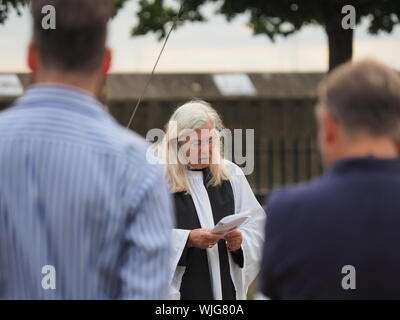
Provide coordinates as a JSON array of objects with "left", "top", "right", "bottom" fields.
[
  {"left": 318, "top": 59, "right": 400, "bottom": 138},
  {"left": 158, "top": 100, "right": 230, "bottom": 194}
]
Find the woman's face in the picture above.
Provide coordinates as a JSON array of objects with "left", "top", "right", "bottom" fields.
[{"left": 181, "top": 122, "right": 215, "bottom": 170}]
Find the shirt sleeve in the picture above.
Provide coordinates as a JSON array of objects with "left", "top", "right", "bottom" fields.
[
  {"left": 260, "top": 190, "right": 288, "bottom": 300},
  {"left": 119, "top": 163, "right": 174, "bottom": 300},
  {"left": 227, "top": 160, "right": 266, "bottom": 292}
]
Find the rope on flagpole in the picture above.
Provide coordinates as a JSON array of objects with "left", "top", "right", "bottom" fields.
[{"left": 126, "top": 1, "right": 186, "bottom": 129}]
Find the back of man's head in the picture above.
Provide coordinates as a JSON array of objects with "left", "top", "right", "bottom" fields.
[
  {"left": 318, "top": 59, "right": 400, "bottom": 139},
  {"left": 31, "top": 0, "right": 114, "bottom": 75}
]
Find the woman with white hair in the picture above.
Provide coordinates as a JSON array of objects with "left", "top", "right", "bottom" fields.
[{"left": 158, "top": 100, "right": 265, "bottom": 300}]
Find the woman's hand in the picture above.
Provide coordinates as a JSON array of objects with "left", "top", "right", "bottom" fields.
[
  {"left": 187, "top": 229, "right": 225, "bottom": 249},
  {"left": 224, "top": 230, "right": 243, "bottom": 252}
]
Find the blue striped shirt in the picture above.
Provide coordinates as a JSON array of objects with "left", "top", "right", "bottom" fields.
[{"left": 0, "top": 84, "right": 174, "bottom": 300}]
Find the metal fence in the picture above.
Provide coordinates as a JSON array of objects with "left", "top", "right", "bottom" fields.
[{"left": 239, "top": 136, "right": 324, "bottom": 202}]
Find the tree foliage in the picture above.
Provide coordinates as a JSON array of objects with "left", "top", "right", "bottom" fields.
[
  {"left": 1, "top": 0, "right": 399, "bottom": 70},
  {"left": 0, "top": 0, "right": 27, "bottom": 24},
  {"left": 127, "top": 0, "right": 400, "bottom": 40}
]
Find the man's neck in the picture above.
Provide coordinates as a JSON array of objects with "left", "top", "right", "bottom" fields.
[
  {"left": 329, "top": 137, "right": 398, "bottom": 166},
  {"left": 33, "top": 70, "right": 101, "bottom": 97}
]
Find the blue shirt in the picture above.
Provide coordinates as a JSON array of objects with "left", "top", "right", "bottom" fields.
[{"left": 0, "top": 84, "right": 174, "bottom": 299}]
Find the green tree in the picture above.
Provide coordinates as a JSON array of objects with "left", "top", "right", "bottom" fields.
[
  {"left": 0, "top": 0, "right": 27, "bottom": 24},
  {"left": 1, "top": 0, "right": 399, "bottom": 71},
  {"left": 127, "top": 0, "right": 400, "bottom": 71}
]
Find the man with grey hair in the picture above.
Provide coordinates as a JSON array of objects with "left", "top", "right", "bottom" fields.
[{"left": 261, "top": 59, "right": 400, "bottom": 299}]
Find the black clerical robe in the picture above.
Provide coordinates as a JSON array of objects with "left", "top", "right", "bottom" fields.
[
  {"left": 174, "top": 167, "right": 244, "bottom": 300},
  {"left": 169, "top": 160, "right": 265, "bottom": 300}
]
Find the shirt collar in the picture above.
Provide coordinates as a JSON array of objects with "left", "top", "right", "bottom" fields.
[
  {"left": 14, "top": 83, "right": 109, "bottom": 118},
  {"left": 326, "top": 156, "right": 400, "bottom": 177},
  {"left": 186, "top": 166, "right": 208, "bottom": 172}
]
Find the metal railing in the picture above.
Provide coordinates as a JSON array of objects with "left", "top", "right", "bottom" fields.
[{"left": 242, "top": 136, "right": 324, "bottom": 202}]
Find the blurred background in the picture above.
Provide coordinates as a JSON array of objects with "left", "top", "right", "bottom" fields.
[{"left": 1, "top": 0, "right": 399, "bottom": 201}]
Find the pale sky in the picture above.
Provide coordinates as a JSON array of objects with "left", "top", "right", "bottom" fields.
[{"left": 0, "top": 1, "right": 399, "bottom": 73}]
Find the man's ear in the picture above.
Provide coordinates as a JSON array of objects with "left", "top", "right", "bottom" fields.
[
  {"left": 322, "top": 110, "right": 337, "bottom": 145},
  {"left": 101, "top": 49, "right": 112, "bottom": 76},
  {"left": 28, "top": 44, "right": 38, "bottom": 72},
  {"left": 396, "top": 140, "right": 400, "bottom": 155}
]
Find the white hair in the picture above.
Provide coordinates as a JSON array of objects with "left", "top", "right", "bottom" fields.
[{"left": 158, "top": 100, "right": 230, "bottom": 194}]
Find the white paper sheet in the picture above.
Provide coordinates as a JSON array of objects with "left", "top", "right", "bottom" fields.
[{"left": 212, "top": 208, "right": 259, "bottom": 234}]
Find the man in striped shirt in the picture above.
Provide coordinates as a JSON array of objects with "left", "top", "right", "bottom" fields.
[{"left": 0, "top": 0, "right": 174, "bottom": 299}]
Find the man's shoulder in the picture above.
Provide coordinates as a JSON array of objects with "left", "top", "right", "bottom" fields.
[
  {"left": 266, "top": 176, "right": 332, "bottom": 221},
  {"left": 0, "top": 104, "right": 156, "bottom": 173},
  {"left": 111, "top": 124, "right": 149, "bottom": 152},
  {"left": 0, "top": 105, "right": 22, "bottom": 122},
  {"left": 269, "top": 176, "right": 328, "bottom": 202},
  {"left": 106, "top": 124, "right": 158, "bottom": 171}
]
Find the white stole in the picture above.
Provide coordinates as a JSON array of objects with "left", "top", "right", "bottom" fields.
[{"left": 169, "top": 160, "right": 266, "bottom": 300}]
